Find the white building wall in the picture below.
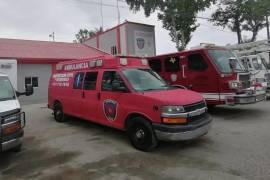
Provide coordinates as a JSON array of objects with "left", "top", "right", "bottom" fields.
[
  {"left": 17, "top": 64, "right": 52, "bottom": 104},
  {"left": 84, "top": 37, "right": 97, "bottom": 49},
  {"left": 126, "top": 23, "right": 156, "bottom": 57},
  {"left": 120, "top": 25, "right": 127, "bottom": 56},
  {"left": 99, "top": 29, "right": 117, "bottom": 54}
]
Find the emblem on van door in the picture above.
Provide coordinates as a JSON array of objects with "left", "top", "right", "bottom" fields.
[
  {"left": 103, "top": 100, "right": 118, "bottom": 121},
  {"left": 137, "top": 38, "right": 145, "bottom": 49}
]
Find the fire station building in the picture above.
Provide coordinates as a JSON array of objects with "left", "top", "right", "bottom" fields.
[
  {"left": 0, "top": 38, "right": 107, "bottom": 103},
  {"left": 83, "top": 21, "right": 156, "bottom": 57}
]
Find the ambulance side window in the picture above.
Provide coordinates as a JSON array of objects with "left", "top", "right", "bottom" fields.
[
  {"left": 102, "top": 71, "right": 126, "bottom": 92},
  {"left": 83, "top": 72, "right": 98, "bottom": 90},
  {"left": 73, "top": 72, "right": 84, "bottom": 89},
  {"left": 148, "top": 59, "right": 162, "bottom": 73},
  {"left": 164, "top": 56, "right": 180, "bottom": 72},
  {"left": 188, "top": 53, "right": 208, "bottom": 71}
]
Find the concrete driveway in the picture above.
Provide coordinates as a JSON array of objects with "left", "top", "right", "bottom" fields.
[{"left": 1, "top": 101, "right": 270, "bottom": 180}]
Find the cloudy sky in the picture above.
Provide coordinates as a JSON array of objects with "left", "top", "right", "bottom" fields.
[{"left": 0, "top": 0, "right": 268, "bottom": 55}]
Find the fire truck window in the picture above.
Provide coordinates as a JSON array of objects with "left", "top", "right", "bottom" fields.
[
  {"left": 102, "top": 71, "right": 126, "bottom": 91},
  {"left": 73, "top": 72, "right": 84, "bottom": 89},
  {"left": 164, "top": 57, "right": 180, "bottom": 72},
  {"left": 84, "top": 72, "right": 98, "bottom": 90},
  {"left": 188, "top": 53, "right": 208, "bottom": 71},
  {"left": 148, "top": 59, "right": 162, "bottom": 72}
]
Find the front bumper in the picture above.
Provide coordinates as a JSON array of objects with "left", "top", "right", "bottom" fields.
[
  {"left": 153, "top": 113, "right": 212, "bottom": 141},
  {"left": 1, "top": 112, "right": 25, "bottom": 152},
  {"left": 266, "top": 87, "right": 270, "bottom": 97},
  {"left": 225, "top": 91, "right": 266, "bottom": 105}
]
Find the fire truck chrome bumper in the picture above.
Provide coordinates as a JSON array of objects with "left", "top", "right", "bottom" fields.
[
  {"left": 226, "top": 91, "right": 266, "bottom": 105},
  {"left": 1, "top": 138, "right": 22, "bottom": 152},
  {"left": 153, "top": 115, "right": 212, "bottom": 141}
]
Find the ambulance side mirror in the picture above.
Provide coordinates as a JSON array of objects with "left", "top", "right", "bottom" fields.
[{"left": 112, "top": 81, "right": 127, "bottom": 92}]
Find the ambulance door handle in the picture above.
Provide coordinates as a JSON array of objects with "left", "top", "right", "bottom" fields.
[{"left": 81, "top": 91, "right": 85, "bottom": 98}]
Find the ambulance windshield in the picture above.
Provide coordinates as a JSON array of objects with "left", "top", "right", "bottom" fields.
[
  {"left": 208, "top": 49, "right": 245, "bottom": 73},
  {"left": 123, "top": 69, "right": 173, "bottom": 92},
  {"left": 0, "top": 76, "right": 15, "bottom": 101}
]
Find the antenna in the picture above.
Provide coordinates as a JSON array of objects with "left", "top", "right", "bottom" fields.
[
  {"left": 100, "top": 0, "right": 104, "bottom": 29},
  {"left": 116, "top": 0, "right": 120, "bottom": 24}
]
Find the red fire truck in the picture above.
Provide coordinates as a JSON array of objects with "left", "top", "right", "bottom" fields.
[
  {"left": 48, "top": 56, "right": 212, "bottom": 151},
  {"left": 148, "top": 45, "right": 266, "bottom": 106}
]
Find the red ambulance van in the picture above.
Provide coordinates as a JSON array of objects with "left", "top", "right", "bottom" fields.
[
  {"left": 48, "top": 56, "right": 212, "bottom": 151},
  {"left": 148, "top": 45, "right": 266, "bottom": 106}
]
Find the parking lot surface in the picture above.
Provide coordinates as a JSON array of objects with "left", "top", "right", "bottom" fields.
[{"left": 1, "top": 101, "right": 270, "bottom": 180}]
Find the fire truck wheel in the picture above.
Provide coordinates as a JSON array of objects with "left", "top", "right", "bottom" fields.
[
  {"left": 53, "top": 102, "right": 67, "bottom": 122},
  {"left": 127, "top": 118, "right": 158, "bottom": 152}
]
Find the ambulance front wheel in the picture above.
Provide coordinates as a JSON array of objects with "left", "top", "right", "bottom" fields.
[
  {"left": 127, "top": 117, "right": 158, "bottom": 152},
  {"left": 53, "top": 102, "right": 67, "bottom": 122}
]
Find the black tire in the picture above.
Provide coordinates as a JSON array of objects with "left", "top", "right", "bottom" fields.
[
  {"left": 127, "top": 117, "right": 158, "bottom": 152},
  {"left": 53, "top": 102, "right": 67, "bottom": 122}
]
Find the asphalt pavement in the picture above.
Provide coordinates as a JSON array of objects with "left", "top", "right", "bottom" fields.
[{"left": 1, "top": 101, "right": 270, "bottom": 180}]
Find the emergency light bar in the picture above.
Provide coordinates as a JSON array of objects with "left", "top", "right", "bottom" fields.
[{"left": 89, "top": 61, "right": 96, "bottom": 68}]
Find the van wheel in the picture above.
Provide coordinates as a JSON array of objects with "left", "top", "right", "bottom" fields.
[
  {"left": 127, "top": 118, "right": 158, "bottom": 152},
  {"left": 53, "top": 102, "right": 67, "bottom": 122}
]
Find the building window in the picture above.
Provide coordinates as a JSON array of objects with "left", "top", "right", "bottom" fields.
[
  {"left": 188, "top": 53, "right": 208, "bottom": 71},
  {"left": 83, "top": 72, "right": 98, "bottom": 90},
  {"left": 165, "top": 56, "right": 180, "bottom": 72},
  {"left": 25, "top": 77, "right": 39, "bottom": 88},
  {"left": 111, "top": 46, "right": 117, "bottom": 55},
  {"left": 148, "top": 59, "right": 162, "bottom": 73},
  {"left": 73, "top": 72, "right": 84, "bottom": 89}
]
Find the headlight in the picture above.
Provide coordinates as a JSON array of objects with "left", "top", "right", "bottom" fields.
[
  {"left": 162, "top": 106, "right": 185, "bottom": 116},
  {"left": 229, "top": 81, "right": 242, "bottom": 90}
]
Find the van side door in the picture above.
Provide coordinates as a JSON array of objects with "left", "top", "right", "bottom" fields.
[
  {"left": 82, "top": 71, "right": 99, "bottom": 122},
  {"left": 96, "top": 70, "right": 129, "bottom": 129},
  {"left": 71, "top": 72, "right": 84, "bottom": 118}
]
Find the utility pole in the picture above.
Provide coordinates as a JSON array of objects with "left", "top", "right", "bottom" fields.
[
  {"left": 100, "top": 0, "right": 104, "bottom": 30},
  {"left": 49, "top": 32, "right": 55, "bottom": 42},
  {"left": 266, "top": 15, "right": 270, "bottom": 42},
  {"left": 116, "top": 0, "right": 120, "bottom": 24}
]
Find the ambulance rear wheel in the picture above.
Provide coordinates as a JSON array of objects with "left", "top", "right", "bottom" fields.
[
  {"left": 127, "top": 118, "right": 158, "bottom": 152},
  {"left": 54, "top": 102, "right": 67, "bottom": 122}
]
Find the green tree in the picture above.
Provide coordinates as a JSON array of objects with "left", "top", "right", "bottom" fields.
[
  {"left": 75, "top": 27, "right": 103, "bottom": 43},
  {"left": 125, "top": 0, "right": 214, "bottom": 50},
  {"left": 242, "top": 0, "right": 268, "bottom": 42},
  {"left": 211, "top": 0, "right": 270, "bottom": 44},
  {"left": 210, "top": 0, "right": 245, "bottom": 44}
]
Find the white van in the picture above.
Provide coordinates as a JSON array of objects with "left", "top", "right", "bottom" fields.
[{"left": 0, "top": 72, "right": 33, "bottom": 152}]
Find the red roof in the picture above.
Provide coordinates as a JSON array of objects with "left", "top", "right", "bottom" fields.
[{"left": 0, "top": 38, "right": 108, "bottom": 61}]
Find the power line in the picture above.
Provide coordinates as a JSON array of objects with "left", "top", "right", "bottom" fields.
[{"left": 70, "top": 0, "right": 127, "bottom": 8}]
